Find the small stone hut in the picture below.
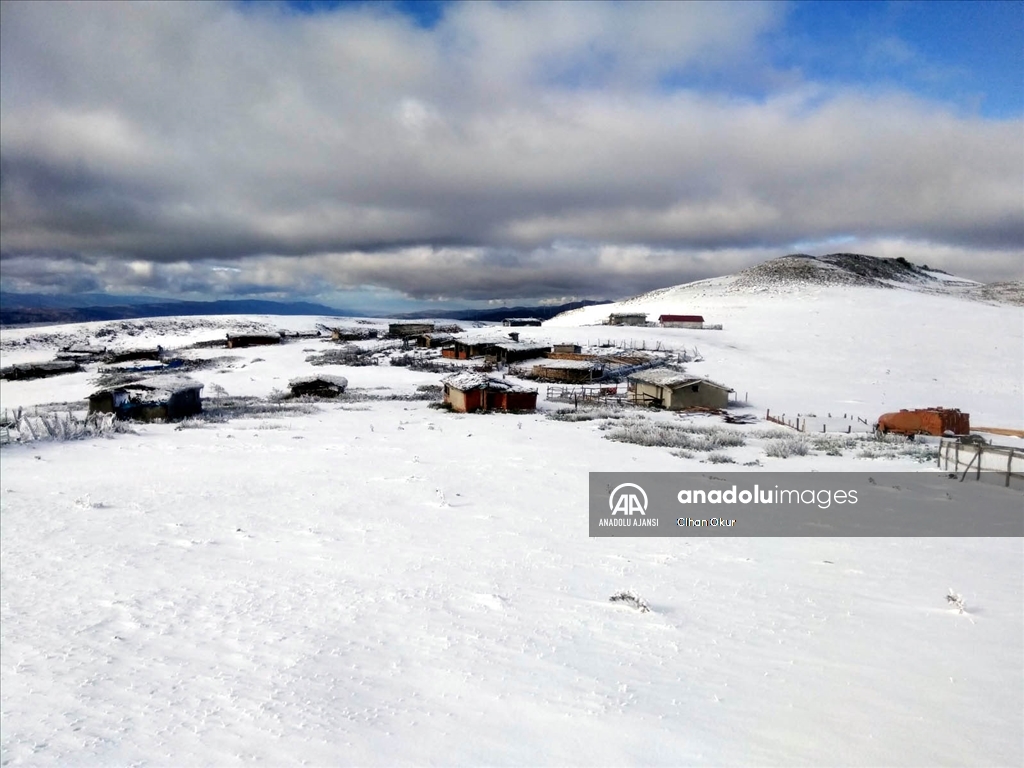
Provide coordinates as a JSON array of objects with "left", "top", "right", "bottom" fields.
[
  {"left": 88, "top": 376, "right": 204, "bottom": 422},
  {"left": 288, "top": 374, "right": 348, "bottom": 398}
]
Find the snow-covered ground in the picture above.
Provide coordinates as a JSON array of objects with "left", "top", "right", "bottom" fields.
[
  {"left": 547, "top": 281, "right": 1023, "bottom": 430},
  {"left": 1, "top": 275, "right": 1022, "bottom": 765}
]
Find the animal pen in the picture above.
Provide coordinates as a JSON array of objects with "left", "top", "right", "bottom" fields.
[
  {"left": 545, "top": 383, "right": 627, "bottom": 404},
  {"left": 530, "top": 359, "right": 604, "bottom": 383},
  {"left": 938, "top": 439, "right": 1024, "bottom": 490}
]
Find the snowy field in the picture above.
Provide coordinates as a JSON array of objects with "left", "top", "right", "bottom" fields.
[{"left": 1, "top": 277, "right": 1022, "bottom": 766}]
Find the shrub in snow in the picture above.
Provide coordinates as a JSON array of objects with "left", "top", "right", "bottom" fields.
[
  {"left": 857, "top": 445, "right": 886, "bottom": 459},
  {"left": 689, "top": 430, "right": 745, "bottom": 451},
  {"left": 812, "top": 435, "right": 858, "bottom": 456},
  {"left": 675, "top": 423, "right": 745, "bottom": 441},
  {"left": 606, "top": 422, "right": 695, "bottom": 449},
  {"left": 705, "top": 452, "right": 736, "bottom": 464},
  {"left": 750, "top": 427, "right": 793, "bottom": 439},
  {"left": 946, "top": 588, "right": 966, "bottom": 614},
  {"left": 900, "top": 443, "right": 939, "bottom": 462},
  {"left": 871, "top": 431, "right": 907, "bottom": 446},
  {"left": 606, "top": 421, "right": 744, "bottom": 452},
  {"left": 173, "top": 416, "right": 208, "bottom": 430},
  {"left": 764, "top": 436, "right": 810, "bottom": 458},
  {"left": 672, "top": 449, "right": 695, "bottom": 459},
  {"left": 855, "top": 434, "right": 938, "bottom": 463},
  {"left": 547, "top": 406, "right": 626, "bottom": 423},
  {"left": 609, "top": 590, "right": 650, "bottom": 613},
  {"left": 7, "top": 408, "right": 134, "bottom": 443},
  {"left": 199, "top": 396, "right": 319, "bottom": 422}
]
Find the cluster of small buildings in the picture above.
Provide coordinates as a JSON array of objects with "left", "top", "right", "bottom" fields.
[
  {"left": 76, "top": 312, "right": 737, "bottom": 424},
  {"left": 605, "top": 313, "right": 717, "bottom": 329},
  {"left": 85, "top": 373, "right": 351, "bottom": 423}
]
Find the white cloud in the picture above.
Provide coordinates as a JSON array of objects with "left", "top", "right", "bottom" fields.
[{"left": 0, "top": 0, "right": 1020, "bottom": 302}]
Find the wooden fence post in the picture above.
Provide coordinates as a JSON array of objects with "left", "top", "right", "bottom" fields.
[{"left": 959, "top": 448, "right": 980, "bottom": 482}]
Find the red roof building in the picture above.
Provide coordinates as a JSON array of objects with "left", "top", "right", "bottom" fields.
[{"left": 658, "top": 314, "right": 704, "bottom": 324}]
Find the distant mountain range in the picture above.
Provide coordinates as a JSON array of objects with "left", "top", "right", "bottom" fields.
[
  {"left": 0, "top": 293, "right": 611, "bottom": 327},
  {"left": 389, "top": 300, "right": 609, "bottom": 323},
  {"left": 0, "top": 295, "right": 358, "bottom": 327}
]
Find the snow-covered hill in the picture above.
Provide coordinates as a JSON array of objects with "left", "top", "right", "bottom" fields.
[
  {"left": 1, "top": 256, "right": 1022, "bottom": 766},
  {"left": 548, "top": 254, "right": 1024, "bottom": 428}
]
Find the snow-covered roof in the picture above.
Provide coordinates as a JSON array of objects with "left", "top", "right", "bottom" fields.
[
  {"left": 628, "top": 368, "right": 696, "bottom": 387},
  {"left": 442, "top": 372, "right": 537, "bottom": 394},
  {"left": 629, "top": 368, "right": 692, "bottom": 386},
  {"left": 92, "top": 375, "right": 204, "bottom": 401},
  {"left": 493, "top": 341, "right": 551, "bottom": 352},
  {"left": 452, "top": 329, "right": 543, "bottom": 345},
  {"left": 131, "top": 375, "right": 204, "bottom": 394},
  {"left": 288, "top": 374, "right": 349, "bottom": 388},
  {"left": 629, "top": 368, "right": 734, "bottom": 391},
  {"left": 533, "top": 359, "right": 602, "bottom": 370},
  {"left": 452, "top": 337, "right": 500, "bottom": 347}
]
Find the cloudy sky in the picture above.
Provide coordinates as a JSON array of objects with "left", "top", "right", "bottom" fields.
[{"left": 1, "top": 0, "right": 1022, "bottom": 311}]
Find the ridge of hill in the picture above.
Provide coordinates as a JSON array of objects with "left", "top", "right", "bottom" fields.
[{"left": 550, "top": 253, "right": 1021, "bottom": 325}]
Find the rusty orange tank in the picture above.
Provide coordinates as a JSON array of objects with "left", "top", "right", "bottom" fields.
[{"left": 875, "top": 408, "right": 970, "bottom": 437}]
